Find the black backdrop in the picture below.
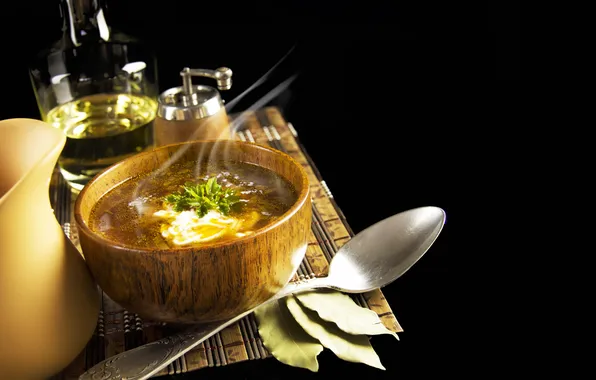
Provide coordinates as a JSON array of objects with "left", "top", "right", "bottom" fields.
[{"left": 1, "top": 1, "right": 517, "bottom": 378}]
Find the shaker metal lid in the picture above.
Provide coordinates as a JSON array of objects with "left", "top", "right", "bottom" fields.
[
  {"left": 157, "top": 67, "right": 232, "bottom": 122},
  {"left": 157, "top": 85, "right": 224, "bottom": 121}
]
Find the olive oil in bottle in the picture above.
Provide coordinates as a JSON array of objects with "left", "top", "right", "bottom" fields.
[
  {"left": 45, "top": 93, "right": 157, "bottom": 185},
  {"left": 29, "top": 0, "right": 159, "bottom": 190}
]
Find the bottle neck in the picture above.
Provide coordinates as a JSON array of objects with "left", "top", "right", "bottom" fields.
[{"left": 60, "top": 0, "right": 111, "bottom": 47}]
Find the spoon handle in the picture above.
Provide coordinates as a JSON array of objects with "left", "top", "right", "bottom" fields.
[
  {"left": 78, "top": 312, "right": 246, "bottom": 380},
  {"left": 79, "top": 277, "right": 330, "bottom": 380}
]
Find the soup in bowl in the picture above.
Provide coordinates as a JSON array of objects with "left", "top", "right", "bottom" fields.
[{"left": 75, "top": 140, "right": 311, "bottom": 323}]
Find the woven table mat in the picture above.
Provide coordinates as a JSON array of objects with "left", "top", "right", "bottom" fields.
[{"left": 51, "top": 107, "right": 402, "bottom": 379}]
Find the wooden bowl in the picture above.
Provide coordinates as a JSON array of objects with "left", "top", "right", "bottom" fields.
[{"left": 74, "top": 140, "right": 311, "bottom": 323}]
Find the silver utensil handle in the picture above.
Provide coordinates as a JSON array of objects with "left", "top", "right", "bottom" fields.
[
  {"left": 79, "top": 315, "right": 238, "bottom": 380},
  {"left": 79, "top": 278, "right": 330, "bottom": 380}
]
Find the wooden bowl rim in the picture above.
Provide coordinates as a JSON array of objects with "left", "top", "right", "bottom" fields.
[{"left": 74, "top": 139, "right": 310, "bottom": 254}]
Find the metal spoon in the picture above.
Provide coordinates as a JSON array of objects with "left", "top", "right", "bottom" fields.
[{"left": 80, "top": 206, "right": 446, "bottom": 380}]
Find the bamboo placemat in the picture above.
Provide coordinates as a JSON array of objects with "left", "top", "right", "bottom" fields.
[{"left": 51, "top": 107, "right": 402, "bottom": 379}]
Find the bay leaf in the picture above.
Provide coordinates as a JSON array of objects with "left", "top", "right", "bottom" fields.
[
  {"left": 295, "top": 289, "right": 399, "bottom": 340},
  {"left": 254, "top": 299, "right": 323, "bottom": 372},
  {"left": 286, "top": 295, "right": 386, "bottom": 370}
]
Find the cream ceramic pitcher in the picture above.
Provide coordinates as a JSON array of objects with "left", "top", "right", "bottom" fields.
[{"left": 0, "top": 119, "right": 100, "bottom": 379}]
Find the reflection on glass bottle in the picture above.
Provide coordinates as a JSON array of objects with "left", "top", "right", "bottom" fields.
[{"left": 29, "top": 0, "right": 158, "bottom": 190}]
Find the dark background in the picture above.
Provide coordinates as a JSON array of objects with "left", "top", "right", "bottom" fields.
[{"left": 1, "top": 1, "right": 517, "bottom": 379}]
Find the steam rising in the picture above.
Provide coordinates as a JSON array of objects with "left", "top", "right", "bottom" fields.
[{"left": 130, "top": 45, "right": 298, "bottom": 216}]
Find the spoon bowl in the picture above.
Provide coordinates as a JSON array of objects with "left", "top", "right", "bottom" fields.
[
  {"left": 80, "top": 206, "right": 446, "bottom": 380},
  {"left": 327, "top": 206, "right": 446, "bottom": 293}
]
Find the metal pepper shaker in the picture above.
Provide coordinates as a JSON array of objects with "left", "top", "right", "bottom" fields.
[{"left": 154, "top": 67, "right": 233, "bottom": 147}]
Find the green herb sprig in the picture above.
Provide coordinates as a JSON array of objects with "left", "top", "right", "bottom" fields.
[{"left": 164, "top": 177, "right": 241, "bottom": 218}]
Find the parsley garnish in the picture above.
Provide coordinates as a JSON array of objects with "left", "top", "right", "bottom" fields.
[{"left": 164, "top": 177, "right": 241, "bottom": 218}]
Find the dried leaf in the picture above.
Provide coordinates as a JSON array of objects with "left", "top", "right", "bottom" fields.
[
  {"left": 254, "top": 299, "right": 323, "bottom": 372},
  {"left": 286, "top": 296, "right": 385, "bottom": 370},
  {"left": 295, "top": 289, "right": 399, "bottom": 340}
]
